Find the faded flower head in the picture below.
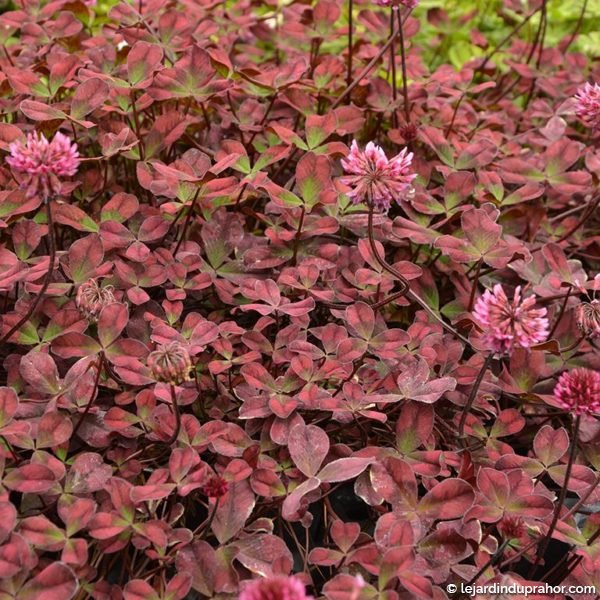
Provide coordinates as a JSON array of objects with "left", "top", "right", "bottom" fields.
[
  {"left": 497, "top": 515, "right": 527, "bottom": 541},
  {"left": 473, "top": 284, "right": 549, "bottom": 355},
  {"left": 239, "top": 576, "right": 313, "bottom": 600},
  {"left": 6, "top": 131, "right": 80, "bottom": 199},
  {"left": 202, "top": 475, "right": 229, "bottom": 498},
  {"left": 574, "top": 82, "right": 600, "bottom": 130},
  {"left": 576, "top": 300, "right": 600, "bottom": 338},
  {"left": 147, "top": 341, "right": 192, "bottom": 386},
  {"left": 554, "top": 368, "right": 600, "bottom": 416},
  {"left": 76, "top": 279, "right": 116, "bottom": 322},
  {"left": 340, "top": 140, "right": 416, "bottom": 213}
]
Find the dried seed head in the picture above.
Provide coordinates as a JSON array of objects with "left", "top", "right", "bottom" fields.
[
  {"left": 76, "top": 279, "right": 116, "bottom": 322},
  {"left": 147, "top": 341, "right": 193, "bottom": 386},
  {"left": 576, "top": 300, "right": 600, "bottom": 338}
]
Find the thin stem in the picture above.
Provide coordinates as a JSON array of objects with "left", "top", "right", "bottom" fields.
[
  {"left": 532, "top": 194, "right": 600, "bottom": 252},
  {"left": 454, "top": 540, "right": 509, "bottom": 598},
  {"left": 320, "top": 288, "right": 408, "bottom": 312},
  {"left": 535, "top": 4, "right": 548, "bottom": 70},
  {"left": 550, "top": 554, "right": 583, "bottom": 586},
  {"left": 563, "top": 474, "right": 599, "bottom": 520},
  {"left": 389, "top": 9, "right": 398, "bottom": 128},
  {"left": 367, "top": 201, "right": 409, "bottom": 296},
  {"left": 72, "top": 353, "right": 105, "bottom": 439},
  {"left": 548, "top": 285, "right": 572, "bottom": 339},
  {"left": 467, "top": 259, "right": 483, "bottom": 312},
  {"left": 445, "top": 91, "right": 467, "bottom": 139},
  {"left": 130, "top": 90, "right": 145, "bottom": 161},
  {"left": 558, "top": 195, "right": 600, "bottom": 243},
  {"left": 498, "top": 539, "right": 539, "bottom": 569},
  {"left": 193, "top": 497, "right": 220, "bottom": 538},
  {"left": 474, "top": 8, "right": 538, "bottom": 78},
  {"left": 346, "top": 0, "right": 353, "bottom": 88},
  {"left": 333, "top": 358, "right": 362, "bottom": 397},
  {"left": 0, "top": 436, "right": 20, "bottom": 464},
  {"left": 458, "top": 353, "right": 493, "bottom": 438},
  {"left": 564, "top": 0, "right": 588, "bottom": 52},
  {"left": 525, "top": 1, "right": 545, "bottom": 65},
  {"left": 529, "top": 414, "right": 581, "bottom": 578},
  {"left": 542, "top": 548, "right": 574, "bottom": 584},
  {"left": 333, "top": 15, "right": 407, "bottom": 109},
  {"left": 291, "top": 206, "right": 306, "bottom": 266},
  {"left": 164, "top": 384, "right": 181, "bottom": 446},
  {"left": 173, "top": 187, "right": 201, "bottom": 255},
  {"left": 0, "top": 199, "right": 56, "bottom": 346},
  {"left": 549, "top": 202, "right": 588, "bottom": 223},
  {"left": 366, "top": 201, "right": 472, "bottom": 346},
  {"left": 396, "top": 7, "right": 410, "bottom": 124},
  {"left": 247, "top": 94, "right": 277, "bottom": 147}
]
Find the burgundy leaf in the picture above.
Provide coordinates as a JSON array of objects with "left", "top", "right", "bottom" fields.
[
  {"left": 19, "top": 562, "right": 78, "bottom": 600},
  {"left": 288, "top": 423, "right": 330, "bottom": 477}
]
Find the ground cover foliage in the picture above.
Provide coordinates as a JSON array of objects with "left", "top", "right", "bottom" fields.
[{"left": 0, "top": 0, "right": 599, "bottom": 598}]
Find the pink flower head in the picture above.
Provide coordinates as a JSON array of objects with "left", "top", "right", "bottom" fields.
[
  {"left": 574, "top": 82, "right": 600, "bottom": 131},
  {"left": 576, "top": 300, "right": 600, "bottom": 338},
  {"left": 554, "top": 368, "right": 600, "bottom": 416},
  {"left": 147, "top": 341, "right": 192, "bottom": 386},
  {"left": 202, "top": 475, "right": 229, "bottom": 498},
  {"left": 473, "top": 284, "right": 549, "bottom": 355},
  {"left": 6, "top": 131, "right": 80, "bottom": 199},
  {"left": 76, "top": 279, "right": 116, "bottom": 322},
  {"left": 239, "top": 576, "right": 313, "bottom": 600},
  {"left": 340, "top": 140, "right": 416, "bottom": 212},
  {"left": 376, "top": 0, "right": 419, "bottom": 7}
]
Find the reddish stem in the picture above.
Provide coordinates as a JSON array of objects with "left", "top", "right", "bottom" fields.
[
  {"left": 346, "top": 0, "right": 353, "bottom": 88},
  {"left": 529, "top": 414, "right": 581, "bottom": 577},
  {"left": 164, "top": 384, "right": 181, "bottom": 445},
  {"left": 396, "top": 7, "right": 410, "bottom": 124},
  {"left": 458, "top": 353, "right": 493, "bottom": 438},
  {"left": 0, "top": 199, "right": 56, "bottom": 346},
  {"left": 72, "top": 352, "right": 105, "bottom": 439}
]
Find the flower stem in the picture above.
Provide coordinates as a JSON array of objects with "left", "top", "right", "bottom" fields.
[
  {"left": 366, "top": 201, "right": 472, "bottom": 346},
  {"left": 467, "top": 259, "right": 483, "bottom": 312},
  {"left": 474, "top": 8, "right": 538, "bottom": 78},
  {"left": 529, "top": 414, "right": 581, "bottom": 578},
  {"left": 0, "top": 436, "right": 20, "bottom": 464},
  {"left": 0, "top": 199, "right": 56, "bottom": 346},
  {"left": 291, "top": 206, "right": 306, "bottom": 266},
  {"left": 72, "top": 352, "right": 105, "bottom": 439},
  {"left": 396, "top": 7, "right": 410, "bottom": 124},
  {"left": 458, "top": 353, "right": 493, "bottom": 438},
  {"left": 367, "top": 201, "right": 409, "bottom": 296},
  {"left": 445, "top": 90, "right": 467, "bottom": 139},
  {"left": 564, "top": 0, "right": 588, "bottom": 52},
  {"left": 563, "top": 473, "right": 599, "bottom": 520},
  {"left": 452, "top": 540, "right": 509, "bottom": 598},
  {"left": 333, "top": 14, "right": 406, "bottom": 108},
  {"left": 164, "top": 384, "right": 181, "bottom": 445},
  {"left": 346, "top": 0, "right": 353, "bottom": 88},
  {"left": 389, "top": 9, "right": 398, "bottom": 128},
  {"left": 174, "top": 187, "right": 201, "bottom": 255},
  {"left": 548, "top": 285, "right": 572, "bottom": 339},
  {"left": 193, "top": 497, "right": 220, "bottom": 538}
]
